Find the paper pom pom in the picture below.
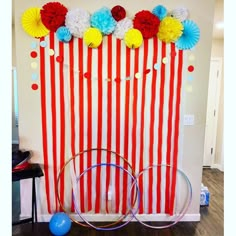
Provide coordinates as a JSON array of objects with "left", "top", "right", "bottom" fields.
[
  {"left": 152, "top": 5, "right": 168, "bottom": 20},
  {"left": 111, "top": 5, "right": 126, "bottom": 21},
  {"left": 170, "top": 7, "right": 189, "bottom": 22},
  {"left": 65, "top": 8, "right": 90, "bottom": 38},
  {"left": 40, "top": 2, "right": 68, "bottom": 32},
  {"left": 158, "top": 16, "right": 183, "bottom": 43},
  {"left": 56, "top": 26, "right": 72, "bottom": 42},
  {"left": 113, "top": 17, "right": 133, "bottom": 39},
  {"left": 22, "top": 7, "right": 49, "bottom": 38},
  {"left": 90, "top": 7, "right": 117, "bottom": 35},
  {"left": 84, "top": 27, "right": 103, "bottom": 48},
  {"left": 124, "top": 28, "right": 143, "bottom": 49},
  {"left": 133, "top": 10, "right": 160, "bottom": 39},
  {"left": 176, "top": 20, "right": 200, "bottom": 50}
]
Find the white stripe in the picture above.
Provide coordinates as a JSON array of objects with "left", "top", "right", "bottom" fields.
[
  {"left": 118, "top": 40, "right": 127, "bottom": 212},
  {"left": 63, "top": 42, "right": 73, "bottom": 210},
  {"left": 152, "top": 39, "right": 163, "bottom": 213},
  {"left": 100, "top": 37, "right": 108, "bottom": 213},
  {"left": 128, "top": 47, "right": 135, "bottom": 173},
  {"left": 135, "top": 47, "right": 143, "bottom": 175},
  {"left": 151, "top": 39, "right": 160, "bottom": 214},
  {"left": 143, "top": 40, "right": 153, "bottom": 170},
  {"left": 110, "top": 36, "right": 117, "bottom": 212}
]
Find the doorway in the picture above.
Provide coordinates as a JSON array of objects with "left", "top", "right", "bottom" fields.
[{"left": 203, "top": 58, "right": 222, "bottom": 166}]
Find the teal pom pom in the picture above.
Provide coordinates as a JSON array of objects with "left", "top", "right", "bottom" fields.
[
  {"left": 90, "top": 7, "right": 117, "bottom": 35},
  {"left": 56, "top": 26, "right": 72, "bottom": 43},
  {"left": 152, "top": 5, "right": 167, "bottom": 20}
]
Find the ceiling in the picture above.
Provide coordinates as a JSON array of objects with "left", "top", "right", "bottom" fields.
[{"left": 212, "top": 0, "right": 224, "bottom": 39}]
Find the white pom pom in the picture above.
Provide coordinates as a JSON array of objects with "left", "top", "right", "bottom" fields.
[
  {"left": 65, "top": 8, "right": 90, "bottom": 38},
  {"left": 170, "top": 7, "right": 189, "bottom": 22},
  {"left": 113, "top": 17, "right": 133, "bottom": 39}
]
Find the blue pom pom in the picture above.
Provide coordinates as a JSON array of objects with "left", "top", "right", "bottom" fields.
[
  {"left": 176, "top": 20, "right": 200, "bottom": 50},
  {"left": 56, "top": 26, "right": 72, "bottom": 43},
  {"left": 152, "top": 5, "right": 167, "bottom": 20},
  {"left": 90, "top": 7, "right": 117, "bottom": 35}
]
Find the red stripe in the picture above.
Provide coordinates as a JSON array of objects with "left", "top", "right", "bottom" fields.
[
  {"left": 157, "top": 42, "right": 166, "bottom": 213},
  {"left": 169, "top": 50, "right": 183, "bottom": 215},
  {"left": 69, "top": 39, "right": 75, "bottom": 213},
  {"left": 148, "top": 37, "right": 158, "bottom": 213},
  {"left": 165, "top": 43, "right": 176, "bottom": 213},
  {"left": 106, "top": 35, "right": 112, "bottom": 213},
  {"left": 139, "top": 39, "right": 149, "bottom": 213},
  {"left": 49, "top": 32, "right": 58, "bottom": 212},
  {"left": 39, "top": 37, "right": 51, "bottom": 213},
  {"left": 69, "top": 39, "right": 75, "bottom": 157},
  {"left": 122, "top": 45, "right": 131, "bottom": 214},
  {"left": 115, "top": 39, "right": 121, "bottom": 213},
  {"left": 59, "top": 42, "right": 65, "bottom": 211},
  {"left": 95, "top": 43, "right": 103, "bottom": 213},
  {"left": 87, "top": 47, "right": 93, "bottom": 211},
  {"left": 131, "top": 47, "right": 139, "bottom": 206},
  {"left": 78, "top": 38, "right": 85, "bottom": 212}
]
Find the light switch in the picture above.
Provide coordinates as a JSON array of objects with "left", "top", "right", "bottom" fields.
[{"left": 184, "top": 114, "right": 195, "bottom": 126}]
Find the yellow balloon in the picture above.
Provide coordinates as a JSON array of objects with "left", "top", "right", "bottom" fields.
[
  {"left": 83, "top": 28, "right": 103, "bottom": 48},
  {"left": 22, "top": 7, "right": 49, "bottom": 38},
  {"left": 124, "top": 29, "right": 143, "bottom": 49}
]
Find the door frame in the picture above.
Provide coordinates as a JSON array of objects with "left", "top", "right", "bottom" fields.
[{"left": 203, "top": 57, "right": 223, "bottom": 167}]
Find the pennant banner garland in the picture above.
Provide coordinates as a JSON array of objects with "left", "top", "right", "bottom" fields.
[{"left": 21, "top": 2, "right": 199, "bottom": 217}]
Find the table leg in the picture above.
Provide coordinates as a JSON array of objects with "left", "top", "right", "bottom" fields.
[
  {"left": 34, "top": 178, "right": 38, "bottom": 222},
  {"left": 32, "top": 177, "right": 35, "bottom": 223}
]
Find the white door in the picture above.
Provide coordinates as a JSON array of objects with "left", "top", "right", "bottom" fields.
[{"left": 203, "top": 58, "right": 222, "bottom": 166}]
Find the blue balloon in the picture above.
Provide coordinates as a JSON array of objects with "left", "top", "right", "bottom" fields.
[{"left": 49, "top": 212, "right": 71, "bottom": 236}]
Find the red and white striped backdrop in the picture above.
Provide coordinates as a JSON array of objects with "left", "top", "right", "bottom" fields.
[{"left": 39, "top": 32, "right": 184, "bottom": 216}]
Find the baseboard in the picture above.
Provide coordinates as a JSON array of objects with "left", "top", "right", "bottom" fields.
[
  {"left": 23, "top": 213, "right": 201, "bottom": 223},
  {"left": 211, "top": 164, "right": 224, "bottom": 172}
]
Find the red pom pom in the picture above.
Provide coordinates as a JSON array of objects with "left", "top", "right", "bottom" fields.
[
  {"left": 133, "top": 10, "right": 160, "bottom": 39},
  {"left": 40, "top": 2, "right": 68, "bottom": 32},
  {"left": 111, "top": 5, "right": 126, "bottom": 21}
]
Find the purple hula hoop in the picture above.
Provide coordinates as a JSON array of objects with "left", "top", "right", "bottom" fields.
[{"left": 73, "top": 163, "right": 141, "bottom": 231}]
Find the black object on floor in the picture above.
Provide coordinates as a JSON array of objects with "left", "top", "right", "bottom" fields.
[{"left": 12, "top": 163, "right": 44, "bottom": 226}]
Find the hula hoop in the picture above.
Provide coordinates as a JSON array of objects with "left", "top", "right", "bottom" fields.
[
  {"left": 56, "top": 148, "right": 136, "bottom": 228},
  {"left": 128, "top": 164, "right": 192, "bottom": 229},
  {"left": 73, "top": 163, "right": 141, "bottom": 231}
]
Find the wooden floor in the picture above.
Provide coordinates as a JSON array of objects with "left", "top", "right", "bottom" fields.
[{"left": 12, "top": 168, "right": 223, "bottom": 236}]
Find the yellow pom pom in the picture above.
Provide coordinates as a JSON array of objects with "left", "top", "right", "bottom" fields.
[
  {"left": 83, "top": 28, "right": 103, "bottom": 48},
  {"left": 158, "top": 16, "right": 183, "bottom": 43},
  {"left": 124, "top": 29, "right": 143, "bottom": 49},
  {"left": 22, "top": 7, "right": 49, "bottom": 38}
]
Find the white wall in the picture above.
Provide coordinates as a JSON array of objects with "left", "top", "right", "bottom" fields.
[{"left": 14, "top": 0, "right": 215, "bottom": 220}]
